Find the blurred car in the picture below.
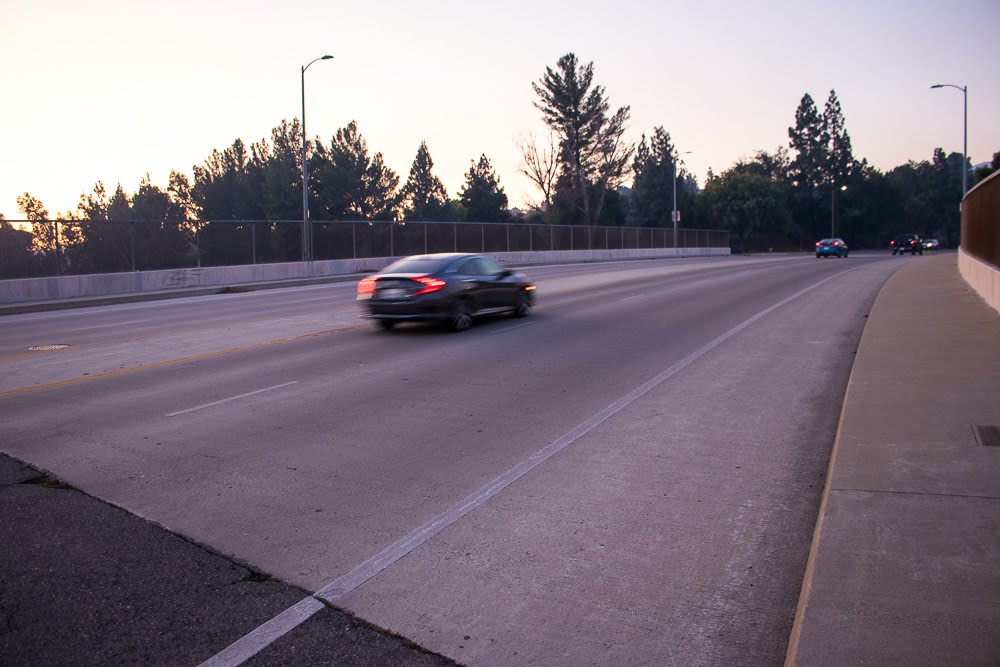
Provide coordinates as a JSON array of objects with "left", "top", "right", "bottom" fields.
[
  {"left": 815, "top": 238, "right": 849, "bottom": 258},
  {"left": 922, "top": 238, "right": 940, "bottom": 251},
  {"left": 890, "top": 234, "right": 923, "bottom": 255},
  {"left": 357, "top": 253, "right": 535, "bottom": 331}
]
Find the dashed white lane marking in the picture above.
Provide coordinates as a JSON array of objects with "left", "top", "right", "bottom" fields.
[
  {"left": 198, "top": 266, "right": 864, "bottom": 667},
  {"left": 166, "top": 381, "right": 299, "bottom": 417}
]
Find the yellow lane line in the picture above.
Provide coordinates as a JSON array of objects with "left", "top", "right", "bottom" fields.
[{"left": 0, "top": 323, "right": 366, "bottom": 400}]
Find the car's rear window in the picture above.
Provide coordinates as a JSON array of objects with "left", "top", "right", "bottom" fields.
[{"left": 381, "top": 256, "right": 453, "bottom": 274}]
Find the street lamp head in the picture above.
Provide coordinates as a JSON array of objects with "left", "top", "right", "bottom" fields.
[
  {"left": 930, "top": 84, "right": 944, "bottom": 89},
  {"left": 321, "top": 55, "right": 334, "bottom": 60},
  {"left": 840, "top": 185, "right": 848, "bottom": 191}
]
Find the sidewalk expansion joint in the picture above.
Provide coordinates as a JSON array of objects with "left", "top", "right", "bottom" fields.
[{"left": 831, "top": 486, "right": 1000, "bottom": 501}]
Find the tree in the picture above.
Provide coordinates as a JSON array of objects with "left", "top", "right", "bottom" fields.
[
  {"left": 974, "top": 150, "right": 1000, "bottom": 184},
  {"left": 401, "top": 141, "right": 449, "bottom": 221},
  {"left": 629, "top": 127, "right": 678, "bottom": 227},
  {"left": 788, "top": 93, "right": 827, "bottom": 190},
  {"left": 0, "top": 214, "right": 34, "bottom": 278},
  {"left": 703, "top": 170, "right": 791, "bottom": 253},
  {"left": 459, "top": 154, "right": 509, "bottom": 222},
  {"left": 517, "top": 132, "right": 559, "bottom": 212},
  {"left": 532, "top": 53, "right": 633, "bottom": 225},
  {"left": 823, "top": 90, "right": 856, "bottom": 186},
  {"left": 312, "top": 121, "right": 399, "bottom": 220}
]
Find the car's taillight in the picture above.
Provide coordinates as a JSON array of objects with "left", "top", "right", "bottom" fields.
[
  {"left": 413, "top": 276, "right": 446, "bottom": 295},
  {"left": 815, "top": 242, "right": 822, "bottom": 247},
  {"left": 357, "top": 276, "right": 377, "bottom": 296}
]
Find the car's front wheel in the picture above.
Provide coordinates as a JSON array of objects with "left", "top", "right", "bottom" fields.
[
  {"left": 512, "top": 293, "right": 532, "bottom": 317},
  {"left": 376, "top": 319, "right": 395, "bottom": 331}
]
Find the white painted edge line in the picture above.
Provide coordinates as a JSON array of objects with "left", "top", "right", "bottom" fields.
[
  {"left": 621, "top": 294, "right": 645, "bottom": 301},
  {"left": 197, "top": 597, "right": 324, "bottom": 667},
  {"left": 68, "top": 319, "right": 147, "bottom": 331},
  {"left": 489, "top": 322, "right": 535, "bottom": 335},
  {"left": 199, "top": 265, "right": 863, "bottom": 667},
  {"left": 166, "top": 381, "right": 299, "bottom": 417}
]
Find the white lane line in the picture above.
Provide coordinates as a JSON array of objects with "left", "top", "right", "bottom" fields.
[
  {"left": 197, "top": 265, "right": 864, "bottom": 667},
  {"left": 198, "top": 597, "right": 324, "bottom": 667},
  {"left": 166, "top": 381, "right": 299, "bottom": 417},
  {"left": 489, "top": 322, "right": 535, "bottom": 335},
  {"left": 621, "top": 294, "right": 644, "bottom": 301},
  {"left": 68, "top": 320, "right": 146, "bottom": 331}
]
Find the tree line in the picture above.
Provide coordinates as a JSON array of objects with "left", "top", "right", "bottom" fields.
[{"left": 3, "top": 52, "right": 997, "bottom": 278}]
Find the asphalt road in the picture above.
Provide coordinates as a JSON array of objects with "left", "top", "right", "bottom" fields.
[{"left": 0, "top": 253, "right": 903, "bottom": 665}]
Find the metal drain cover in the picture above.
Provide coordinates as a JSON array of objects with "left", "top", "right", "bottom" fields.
[
  {"left": 972, "top": 425, "right": 1000, "bottom": 447},
  {"left": 28, "top": 344, "right": 70, "bottom": 351}
]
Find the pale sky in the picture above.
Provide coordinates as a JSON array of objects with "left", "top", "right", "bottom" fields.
[{"left": 2, "top": 0, "right": 998, "bottom": 221}]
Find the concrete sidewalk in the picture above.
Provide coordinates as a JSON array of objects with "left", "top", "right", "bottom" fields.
[{"left": 786, "top": 254, "right": 1000, "bottom": 665}]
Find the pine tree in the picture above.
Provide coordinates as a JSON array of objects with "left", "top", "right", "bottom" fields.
[
  {"left": 788, "top": 93, "right": 828, "bottom": 189},
  {"left": 823, "top": 90, "right": 856, "bottom": 186},
  {"left": 401, "top": 141, "right": 449, "bottom": 221},
  {"left": 532, "top": 53, "right": 633, "bottom": 225},
  {"left": 459, "top": 154, "right": 509, "bottom": 222}
]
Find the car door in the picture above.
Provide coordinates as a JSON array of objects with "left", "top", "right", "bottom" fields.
[{"left": 475, "top": 256, "right": 518, "bottom": 308}]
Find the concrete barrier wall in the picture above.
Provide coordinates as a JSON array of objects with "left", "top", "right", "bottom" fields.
[
  {"left": 0, "top": 246, "right": 729, "bottom": 304},
  {"left": 958, "top": 247, "right": 1000, "bottom": 315}
]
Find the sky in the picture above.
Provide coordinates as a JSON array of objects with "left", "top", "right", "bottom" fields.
[{"left": 2, "top": 0, "right": 998, "bottom": 221}]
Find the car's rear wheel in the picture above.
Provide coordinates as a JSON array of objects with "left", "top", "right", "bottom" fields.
[
  {"left": 376, "top": 319, "right": 395, "bottom": 331},
  {"left": 448, "top": 301, "right": 473, "bottom": 332}
]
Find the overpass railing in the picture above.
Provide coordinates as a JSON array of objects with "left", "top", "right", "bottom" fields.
[
  {"left": 962, "top": 170, "right": 1000, "bottom": 269},
  {"left": 1, "top": 219, "right": 730, "bottom": 280}
]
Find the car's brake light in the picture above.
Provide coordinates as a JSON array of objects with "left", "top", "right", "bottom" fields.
[
  {"left": 832, "top": 241, "right": 839, "bottom": 246},
  {"left": 815, "top": 242, "right": 822, "bottom": 247},
  {"left": 357, "top": 276, "right": 377, "bottom": 296},
  {"left": 413, "top": 276, "right": 446, "bottom": 295}
]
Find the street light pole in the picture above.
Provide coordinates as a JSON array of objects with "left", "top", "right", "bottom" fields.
[
  {"left": 931, "top": 83, "right": 968, "bottom": 198},
  {"left": 672, "top": 150, "right": 692, "bottom": 248},
  {"left": 301, "top": 54, "right": 333, "bottom": 262}
]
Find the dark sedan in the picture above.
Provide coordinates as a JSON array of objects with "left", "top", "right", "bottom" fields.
[{"left": 357, "top": 253, "right": 535, "bottom": 331}]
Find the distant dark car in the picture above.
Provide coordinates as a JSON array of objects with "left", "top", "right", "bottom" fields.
[
  {"left": 357, "top": 253, "right": 535, "bottom": 331},
  {"left": 890, "top": 234, "right": 923, "bottom": 255},
  {"left": 815, "top": 238, "right": 849, "bottom": 258},
  {"left": 922, "top": 238, "right": 940, "bottom": 251}
]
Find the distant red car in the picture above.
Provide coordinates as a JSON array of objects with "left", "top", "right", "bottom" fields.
[{"left": 890, "top": 234, "right": 923, "bottom": 256}]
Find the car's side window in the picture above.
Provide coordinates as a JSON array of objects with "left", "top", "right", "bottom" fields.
[
  {"left": 479, "top": 257, "right": 503, "bottom": 276},
  {"left": 451, "top": 259, "right": 475, "bottom": 275}
]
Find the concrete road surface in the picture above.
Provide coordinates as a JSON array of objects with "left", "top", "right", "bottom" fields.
[{"left": 1, "top": 254, "right": 901, "bottom": 665}]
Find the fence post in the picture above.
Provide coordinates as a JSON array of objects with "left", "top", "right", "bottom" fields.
[
  {"left": 481, "top": 223, "right": 485, "bottom": 252},
  {"left": 353, "top": 223, "right": 357, "bottom": 259},
  {"left": 251, "top": 222, "right": 257, "bottom": 264},
  {"left": 506, "top": 223, "right": 510, "bottom": 252},
  {"left": 195, "top": 222, "right": 201, "bottom": 268},
  {"left": 424, "top": 222, "right": 428, "bottom": 254},
  {"left": 390, "top": 222, "right": 394, "bottom": 257}
]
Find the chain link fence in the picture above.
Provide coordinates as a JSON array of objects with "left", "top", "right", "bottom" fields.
[{"left": 2, "top": 219, "right": 730, "bottom": 279}]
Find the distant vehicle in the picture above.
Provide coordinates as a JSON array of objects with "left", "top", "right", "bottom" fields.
[
  {"left": 890, "top": 234, "right": 923, "bottom": 256},
  {"left": 922, "top": 238, "right": 940, "bottom": 251},
  {"left": 815, "top": 238, "right": 849, "bottom": 258},
  {"left": 357, "top": 253, "right": 535, "bottom": 331}
]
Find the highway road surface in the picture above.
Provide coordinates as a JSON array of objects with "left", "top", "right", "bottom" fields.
[{"left": 1, "top": 253, "right": 903, "bottom": 665}]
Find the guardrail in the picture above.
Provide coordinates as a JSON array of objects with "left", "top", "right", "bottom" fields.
[
  {"left": 959, "top": 170, "right": 1000, "bottom": 313},
  {"left": 1, "top": 219, "right": 729, "bottom": 280}
]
